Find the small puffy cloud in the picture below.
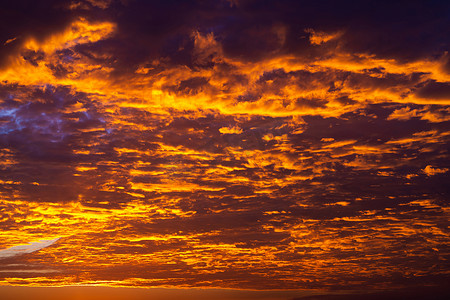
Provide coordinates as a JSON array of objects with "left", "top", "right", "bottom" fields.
[
  {"left": 305, "top": 28, "right": 342, "bottom": 45},
  {"left": 423, "top": 165, "right": 448, "bottom": 176},
  {"left": 387, "top": 107, "right": 418, "bottom": 121},
  {"left": 219, "top": 126, "right": 243, "bottom": 134}
]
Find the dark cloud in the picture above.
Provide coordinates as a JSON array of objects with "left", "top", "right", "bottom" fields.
[
  {"left": 415, "top": 80, "right": 450, "bottom": 100},
  {"left": 2, "top": 0, "right": 449, "bottom": 74},
  {"left": 164, "top": 77, "right": 210, "bottom": 96},
  {"left": 0, "top": 0, "right": 112, "bottom": 69},
  {"left": 101, "top": 0, "right": 449, "bottom": 69}
]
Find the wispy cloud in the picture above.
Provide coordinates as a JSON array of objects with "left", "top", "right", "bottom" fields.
[{"left": 0, "top": 238, "right": 60, "bottom": 260}]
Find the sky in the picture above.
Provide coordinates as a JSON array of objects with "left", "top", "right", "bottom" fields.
[{"left": 0, "top": 0, "right": 449, "bottom": 299}]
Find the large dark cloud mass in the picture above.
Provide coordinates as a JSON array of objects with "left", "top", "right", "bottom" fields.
[{"left": 0, "top": 0, "right": 449, "bottom": 297}]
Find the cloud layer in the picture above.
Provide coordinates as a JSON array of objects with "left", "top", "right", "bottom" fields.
[{"left": 0, "top": 0, "right": 449, "bottom": 293}]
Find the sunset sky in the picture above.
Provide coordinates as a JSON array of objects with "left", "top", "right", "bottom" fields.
[{"left": 0, "top": 0, "right": 449, "bottom": 299}]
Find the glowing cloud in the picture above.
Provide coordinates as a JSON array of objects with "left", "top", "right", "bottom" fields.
[{"left": 0, "top": 0, "right": 448, "bottom": 296}]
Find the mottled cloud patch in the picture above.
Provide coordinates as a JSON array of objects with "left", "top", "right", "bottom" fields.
[{"left": 0, "top": 0, "right": 449, "bottom": 294}]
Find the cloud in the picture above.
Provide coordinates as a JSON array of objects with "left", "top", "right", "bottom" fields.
[
  {"left": 423, "top": 165, "right": 448, "bottom": 176},
  {"left": 0, "top": 0, "right": 449, "bottom": 292},
  {"left": 0, "top": 238, "right": 60, "bottom": 260},
  {"left": 415, "top": 80, "right": 450, "bottom": 101}
]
